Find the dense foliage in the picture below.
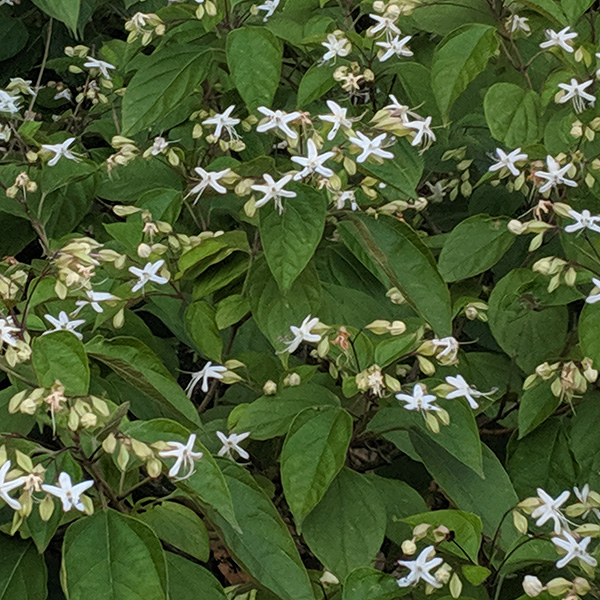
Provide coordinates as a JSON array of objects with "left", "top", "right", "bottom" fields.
[{"left": 2, "top": 0, "right": 600, "bottom": 599}]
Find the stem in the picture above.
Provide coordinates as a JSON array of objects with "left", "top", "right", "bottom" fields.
[{"left": 26, "top": 19, "right": 53, "bottom": 121}]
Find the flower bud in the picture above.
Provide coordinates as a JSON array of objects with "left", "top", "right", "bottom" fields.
[
  {"left": 39, "top": 494, "right": 55, "bottom": 522},
  {"left": 508, "top": 219, "right": 527, "bottom": 234},
  {"left": 283, "top": 373, "right": 301, "bottom": 387},
  {"left": 146, "top": 457, "right": 162, "bottom": 478},
  {"left": 401, "top": 539, "right": 417, "bottom": 555},
  {"left": 412, "top": 523, "right": 430, "bottom": 539},
  {"left": 449, "top": 573, "right": 462, "bottom": 599},
  {"left": 117, "top": 445, "right": 130, "bottom": 471},
  {"left": 102, "top": 434, "right": 117, "bottom": 454},
  {"left": 522, "top": 575, "right": 544, "bottom": 597},
  {"left": 545, "top": 577, "right": 571, "bottom": 597},
  {"left": 262, "top": 380, "right": 277, "bottom": 396},
  {"left": 513, "top": 510, "right": 529, "bottom": 534}
]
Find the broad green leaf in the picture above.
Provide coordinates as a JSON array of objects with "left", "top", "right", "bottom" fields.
[
  {"left": 561, "top": 0, "right": 594, "bottom": 21},
  {"left": 342, "top": 567, "right": 400, "bottom": 600},
  {"left": 86, "top": 337, "right": 201, "bottom": 428},
  {"left": 338, "top": 215, "right": 452, "bottom": 336},
  {"left": 297, "top": 64, "right": 337, "bottom": 108},
  {"left": 0, "top": 387, "right": 34, "bottom": 435},
  {"left": 518, "top": 380, "right": 561, "bottom": 438},
  {"left": 216, "top": 294, "right": 250, "bottom": 330},
  {"left": 518, "top": 0, "right": 567, "bottom": 23},
  {"left": 185, "top": 301, "right": 223, "bottom": 362},
  {"left": 259, "top": 183, "right": 327, "bottom": 291},
  {"left": 137, "top": 502, "right": 209, "bottom": 562},
  {"left": 580, "top": 304, "right": 600, "bottom": 367},
  {"left": 484, "top": 83, "right": 541, "bottom": 147},
  {"left": 0, "top": 19, "right": 28, "bottom": 62},
  {"left": 227, "top": 27, "right": 282, "bottom": 110},
  {"left": 204, "top": 461, "right": 315, "bottom": 600},
  {"left": 281, "top": 406, "right": 352, "bottom": 527},
  {"left": 302, "top": 468, "right": 386, "bottom": 580},
  {"left": 412, "top": 0, "right": 495, "bottom": 35},
  {"left": 431, "top": 24, "right": 498, "bottom": 118},
  {"left": 32, "top": 0, "right": 80, "bottom": 32},
  {"left": 438, "top": 215, "right": 516, "bottom": 282},
  {"left": 0, "top": 536, "right": 47, "bottom": 600},
  {"left": 229, "top": 383, "right": 340, "bottom": 439},
  {"left": 122, "top": 44, "right": 209, "bottom": 135},
  {"left": 32, "top": 331, "right": 89, "bottom": 395},
  {"left": 569, "top": 393, "right": 600, "bottom": 483},
  {"left": 62, "top": 509, "right": 168, "bottom": 600},
  {"left": 166, "top": 553, "right": 226, "bottom": 600}
]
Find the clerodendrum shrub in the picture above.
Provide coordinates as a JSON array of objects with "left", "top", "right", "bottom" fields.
[{"left": 1, "top": 0, "right": 600, "bottom": 599}]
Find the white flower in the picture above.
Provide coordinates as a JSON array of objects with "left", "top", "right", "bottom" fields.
[
  {"left": 534, "top": 156, "right": 577, "bottom": 194},
  {"left": 507, "top": 14, "right": 530, "bottom": 35},
  {"left": 489, "top": 148, "right": 528, "bottom": 177},
  {"left": 256, "top": 107, "right": 301, "bottom": 139},
  {"left": 564, "top": 209, "right": 600, "bottom": 234},
  {"left": 129, "top": 259, "right": 169, "bottom": 293},
  {"left": 540, "top": 27, "right": 577, "bottom": 53},
  {"left": 444, "top": 375, "right": 496, "bottom": 410},
  {"left": 251, "top": 173, "right": 296, "bottom": 214},
  {"left": 349, "top": 131, "right": 394, "bottom": 163},
  {"left": 41, "top": 138, "right": 80, "bottom": 167},
  {"left": 8, "top": 78, "right": 35, "bottom": 96},
  {"left": 405, "top": 117, "right": 436, "bottom": 148},
  {"left": 42, "top": 472, "right": 94, "bottom": 512},
  {"left": 318, "top": 100, "right": 352, "bottom": 140},
  {"left": 396, "top": 545, "right": 443, "bottom": 588},
  {"left": 557, "top": 79, "right": 595, "bottom": 113},
  {"left": 552, "top": 531, "right": 597, "bottom": 569},
  {"left": 0, "top": 90, "right": 20, "bottom": 114},
  {"left": 189, "top": 167, "right": 230, "bottom": 202},
  {"left": 432, "top": 336, "right": 459, "bottom": 362},
  {"left": 158, "top": 433, "right": 204, "bottom": 480},
  {"left": 83, "top": 57, "right": 116, "bottom": 79},
  {"left": 0, "top": 0, "right": 16, "bottom": 5},
  {"left": 217, "top": 431, "right": 250, "bottom": 460},
  {"left": 425, "top": 181, "right": 446, "bottom": 203},
  {"left": 202, "top": 105, "right": 240, "bottom": 140},
  {"left": 291, "top": 139, "right": 335, "bottom": 180},
  {"left": 383, "top": 95, "right": 420, "bottom": 122},
  {"left": 44, "top": 311, "right": 86, "bottom": 340},
  {"left": 0, "top": 317, "right": 20, "bottom": 348},
  {"left": 531, "top": 488, "right": 570, "bottom": 534},
  {"left": 573, "top": 484, "right": 600, "bottom": 518},
  {"left": 185, "top": 362, "right": 228, "bottom": 396},
  {"left": 368, "top": 14, "right": 401, "bottom": 38},
  {"left": 376, "top": 35, "right": 413, "bottom": 61},
  {"left": 321, "top": 34, "right": 351, "bottom": 62},
  {"left": 54, "top": 88, "right": 72, "bottom": 101},
  {"left": 522, "top": 575, "right": 544, "bottom": 597},
  {"left": 73, "top": 290, "right": 118, "bottom": 315},
  {"left": 256, "top": 0, "right": 279, "bottom": 21},
  {"left": 283, "top": 314, "right": 321, "bottom": 353},
  {"left": 586, "top": 278, "right": 600, "bottom": 304},
  {"left": 150, "top": 136, "right": 170, "bottom": 155},
  {"left": 335, "top": 190, "right": 359, "bottom": 211},
  {"left": 0, "top": 461, "right": 25, "bottom": 510},
  {"left": 396, "top": 383, "right": 440, "bottom": 413}
]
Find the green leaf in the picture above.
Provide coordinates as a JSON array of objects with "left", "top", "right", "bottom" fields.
[
  {"left": 438, "top": 215, "right": 516, "bottom": 282},
  {"left": 518, "top": 381, "right": 561, "bottom": 438},
  {"left": 32, "top": 0, "right": 81, "bottom": 32},
  {"left": 216, "top": 294, "right": 250, "bottom": 330},
  {"left": 0, "top": 19, "right": 28, "bottom": 62},
  {"left": 462, "top": 565, "right": 491, "bottom": 586},
  {"left": 580, "top": 304, "right": 600, "bottom": 367},
  {"left": 484, "top": 83, "right": 541, "bottom": 147},
  {"left": 62, "top": 509, "right": 168, "bottom": 600},
  {"left": 342, "top": 567, "right": 400, "bottom": 600},
  {"left": 568, "top": 393, "right": 600, "bottom": 482},
  {"left": 412, "top": 0, "right": 495, "bottom": 35},
  {"left": 229, "top": 383, "right": 340, "bottom": 439},
  {"left": 227, "top": 27, "right": 282, "bottom": 110},
  {"left": 297, "top": 64, "right": 336, "bottom": 108},
  {"left": 32, "top": 331, "right": 90, "bottom": 395},
  {"left": 86, "top": 337, "right": 201, "bottom": 428},
  {"left": 260, "top": 183, "right": 327, "bottom": 291},
  {"left": 519, "top": 0, "right": 567, "bottom": 23},
  {"left": 561, "top": 0, "right": 594, "bottom": 22},
  {"left": 0, "top": 536, "right": 47, "bottom": 600},
  {"left": 122, "top": 44, "right": 209, "bottom": 135},
  {"left": 166, "top": 553, "right": 227, "bottom": 600},
  {"left": 338, "top": 215, "right": 452, "bottom": 336},
  {"left": 204, "top": 461, "right": 315, "bottom": 600},
  {"left": 281, "top": 406, "right": 353, "bottom": 527},
  {"left": 431, "top": 24, "right": 498, "bottom": 118},
  {"left": 137, "top": 502, "right": 209, "bottom": 562},
  {"left": 302, "top": 468, "right": 386, "bottom": 580},
  {"left": 185, "top": 301, "right": 223, "bottom": 362}
]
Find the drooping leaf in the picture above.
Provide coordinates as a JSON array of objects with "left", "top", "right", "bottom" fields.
[{"left": 32, "top": 0, "right": 81, "bottom": 33}]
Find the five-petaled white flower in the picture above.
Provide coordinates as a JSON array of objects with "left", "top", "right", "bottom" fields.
[
  {"left": 54, "top": 88, "right": 72, "bottom": 102},
  {"left": 557, "top": 79, "right": 596, "bottom": 113},
  {"left": 42, "top": 472, "right": 94, "bottom": 512},
  {"left": 129, "top": 259, "right": 169, "bottom": 293},
  {"left": 489, "top": 148, "right": 528, "bottom": 177},
  {"left": 256, "top": 107, "right": 301, "bottom": 139},
  {"left": 405, "top": 117, "right": 436, "bottom": 148},
  {"left": 83, "top": 57, "right": 116, "bottom": 79},
  {"left": 185, "top": 362, "right": 228, "bottom": 397},
  {"left": 565, "top": 209, "right": 600, "bottom": 234},
  {"left": 444, "top": 375, "right": 496, "bottom": 410},
  {"left": 540, "top": 27, "right": 577, "bottom": 53},
  {"left": 283, "top": 314, "right": 321, "bottom": 353},
  {"left": 158, "top": 433, "right": 204, "bottom": 480},
  {"left": 432, "top": 336, "right": 459, "bottom": 362},
  {"left": 349, "top": 131, "right": 394, "bottom": 163},
  {"left": 73, "top": 290, "right": 118, "bottom": 315},
  {"left": 368, "top": 14, "right": 402, "bottom": 38},
  {"left": 41, "top": 138, "right": 80, "bottom": 167},
  {"left": 321, "top": 34, "right": 351, "bottom": 62},
  {"left": 217, "top": 431, "right": 251, "bottom": 460},
  {"left": 0, "top": 317, "right": 20, "bottom": 348},
  {"left": 0, "top": 90, "right": 20, "bottom": 114},
  {"left": 0, "top": 461, "right": 25, "bottom": 510},
  {"left": 251, "top": 173, "right": 296, "bottom": 214},
  {"left": 507, "top": 14, "right": 530, "bottom": 35},
  {"left": 44, "top": 311, "right": 86, "bottom": 340},
  {"left": 532, "top": 488, "right": 570, "bottom": 534},
  {"left": 189, "top": 167, "right": 231, "bottom": 202},
  {"left": 291, "top": 139, "right": 335, "bottom": 180},
  {"left": 335, "top": 190, "right": 359, "bottom": 211},
  {"left": 376, "top": 35, "right": 413, "bottom": 61},
  {"left": 396, "top": 384, "right": 440, "bottom": 413},
  {"left": 396, "top": 545, "right": 443, "bottom": 588},
  {"left": 202, "top": 105, "right": 241, "bottom": 140},
  {"left": 552, "top": 531, "right": 598, "bottom": 569},
  {"left": 534, "top": 156, "right": 577, "bottom": 194},
  {"left": 256, "top": 0, "right": 280, "bottom": 21},
  {"left": 586, "top": 278, "right": 600, "bottom": 304},
  {"left": 318, "top": 100, "right": 352, "bottom": 141}
]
